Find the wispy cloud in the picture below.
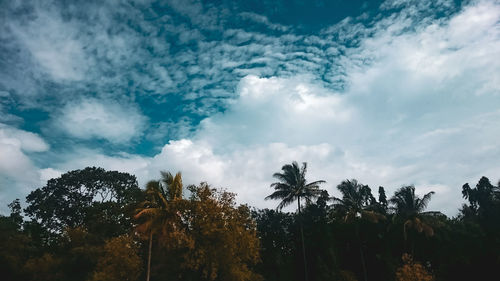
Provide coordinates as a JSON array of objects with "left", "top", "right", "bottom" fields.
[{"left": 53, "top": 98, "right": 147, "bottom": 144}]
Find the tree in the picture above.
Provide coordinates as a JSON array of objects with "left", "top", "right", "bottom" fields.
[
  {"left": 7, "top": 199, "right": 23, "bottom": 229},
  {"left": 182, "top": 183, "right": 262, "bottom": 281},
  {"left": 332, "top": 179, "right": 385, "bottom": 281},
  {"left": 90, "top": 235, "right": 142, "bottom": 281},
  {"left": 390, "top": 186, "right": 435, "bottom": 220},
  {"left": 135, "top": 181, "right": 168, "bottom": 281},
  {"left": 134, "top": 171, "right": 189, "bottom": 281},
  {"left": 376, "top": 187, "right": 388, "bottom": 214},
  {"left": 25, "top": 167, "right": 141, "bottom": 235},
  {"left": 332, "top": 180, "right": 383, "bottom": 223},
  {"left": 395, "top": 254, "right": 434, "bottom": 281},
  {"left": 461, "top": 176, "right": 500, "bottom": 226},
  {"left": 252, "top": 209, "right": 295, "bottom": 281},
  {"left": 0, "top": 201, "right": 32, "bottom": 281},
  {"left": 160, "top": 171, "right": 183, "bottom": 201},
  {"left": 389, "top": 186, "right": 436, "bottom": 254},
  {"left": 266, "top": 161, "right": 326, "bottom": 281}
]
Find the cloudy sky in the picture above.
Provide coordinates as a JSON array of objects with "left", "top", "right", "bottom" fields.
[{"left": 1, "top": 0, "right": 499, "bottom": 216}]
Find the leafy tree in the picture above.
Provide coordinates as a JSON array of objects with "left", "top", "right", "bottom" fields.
[
  {"left": 266, "top": 161, "right": 326, "bottom": 281},
  {"left": 0, "top": 203, "right": 32, "bottom": 281},
  {"left": 23, "top": 253, "right": 64, "bottom": 281},
  {"left": 7, "top": 199, "right": 23, "bottom": 229},
  {"left": 376, "top": 187, "right": 388, "bottom": 214},
  {"left": 252, "top": 209, "right": 296, "bottom": 281},
  {"left": 89, "top": 235, "right": 142, "bottom": 281},
  {"left": 25, "top": 167, "right": 141, "bottom": 235},
  {"left": 181, "top": 183, "right": 262, "bottom": 281},
  {"left": 461, "top": 176, "right": 500, "bottom": 226},
  {"left": 395, "top": 254, "right": 434, "bottom": 281}
]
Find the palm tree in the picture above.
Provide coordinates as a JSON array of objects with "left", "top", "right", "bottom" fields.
[
  {"left": 389, "top": 185, "right": 436, "bottom": 254},
  {"left": 160, "top": 171, "right": 183, "bottom": 201},
  {"left": 266, "top": 161, "right": 325, "bottom": 281},
  {"left": 135, "top": 171, "right": 184, "bottom": 281},
  {"left": 332, "top": 179, "right": 385, "bottom": 281},
  {"left": 332, "top": 179, "right": 384, "bottom": 222}
]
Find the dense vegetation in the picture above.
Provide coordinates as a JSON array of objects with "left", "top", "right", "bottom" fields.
[{"left": 1, "top": 163, "right": 499, "bottom": 281}]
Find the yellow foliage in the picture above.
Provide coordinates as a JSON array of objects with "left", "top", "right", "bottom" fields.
[
  {"left": 24, "top": 253, "right": 64, "bottom": 281},
  {"left": 180, "top": 184, "right": 263, "bottom": 281},
  {"left": 339, "top": 270, "right": 358, "bottom": 281},
  {"left": 395, "top": 254, "right": 434, "bottom": 281},
  {"left": 89, "top": 235, "right": 142, "bottom": 281}
]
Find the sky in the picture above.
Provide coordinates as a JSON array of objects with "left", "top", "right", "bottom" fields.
[{"left": 1, "top": 0, "right": 499, "bottom": 216}]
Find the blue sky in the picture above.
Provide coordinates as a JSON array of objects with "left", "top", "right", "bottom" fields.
[{"left": 1, "top": 0, "right": 499, "bottom": 216}]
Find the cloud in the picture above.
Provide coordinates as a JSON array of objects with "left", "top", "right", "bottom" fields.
[
  {"left": 0, "top": 124, "right": 49, "bottom": 211},
  {"left": 91, "top": 0, "right": 500, "bottom": 216},
  {"left": 8, "top": 9, "right": 90, "bottom": 81},
  {"left": 195, "top": 75, "right": 353, "bottom": 148},
  {"left": 239, "top": 12, "right": 290, "bottom": 32},
  {"left": 1, "top": 0, "right": 499, "bottom": 218},
  {"left": 53, "top": 98, "right": 147, "bottom": 143}
]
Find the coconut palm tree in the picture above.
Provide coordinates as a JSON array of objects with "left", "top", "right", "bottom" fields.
[
  {"left": 332, "top": 179, "right": 385, "bottom": 281},
  {"left": 135, "top": 171, "right": 184, "bottom": 281},
  {"left": 389, "top": 185, "right": 436, "bottom": 254},
  {"left": 266, "top": 161, "right": 326, "bottom": 281},
  {"left": 160, "top": 171, "right": 183, "bottom": 201}
]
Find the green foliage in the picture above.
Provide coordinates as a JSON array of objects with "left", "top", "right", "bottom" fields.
[{"left": 25, "top": 167, "right": 141, "bottom": 235}]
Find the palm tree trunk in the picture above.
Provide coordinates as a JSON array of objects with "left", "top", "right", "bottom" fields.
[
  {"left": 298, "top": 197, "right": 309, "bottom": 281},
  {"left": 356, "top": 223, "right": 368, "bottom": 281},
  {"left": 146, "top": 231, "right": 153, "bottom": 281}
]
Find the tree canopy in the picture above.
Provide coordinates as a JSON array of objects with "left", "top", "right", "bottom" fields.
[{"left": 0, "top": 166, "right": 499, "bottom": 281}]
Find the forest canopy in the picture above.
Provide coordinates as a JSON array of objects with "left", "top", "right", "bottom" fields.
[{"left": 1, "top": 165, "right": 499, "bottom": 281}]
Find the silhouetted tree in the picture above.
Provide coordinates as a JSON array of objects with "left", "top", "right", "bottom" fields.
[
  {"left": 389, "top": 186, "right": 436, "bottom": 255},
  {"left": 332, "top": 179, "right": 385, "bottom": 281},
  {"left": 266, "top": 161, "right": 325, "bottom": 281}
]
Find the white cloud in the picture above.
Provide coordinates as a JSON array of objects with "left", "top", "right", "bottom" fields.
[
  {"left": 54, "top": 98, "right": 147, "bottom": 143},
  {"left": 0, "top": 124, "right": 49, "bottom": 211},
  {"left": 195, "top": 75, "right": 353, "bottom": 149},
  {"left": 2, "top": 0, "right": 500, "bottom": 218},
  {"left": 39, "top": 0, "right": 500, "bottom": 217},
  {"left": 9, "top": 8, "right": 90, "bottom": 81}
]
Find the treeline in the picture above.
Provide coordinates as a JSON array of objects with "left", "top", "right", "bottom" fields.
[{"left": 0, "top": 163, "right": 499, "bottom": 281}]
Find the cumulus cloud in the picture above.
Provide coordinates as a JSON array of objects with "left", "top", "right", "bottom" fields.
[
  {"left": 54, "top": 98, "right": 147, "bottom": 143},
  {"left": 77, "top": 0, "right": 499, "bottom": 215},
  {"left": 0, "top": 124, "right": 49, "bottom": 210},
  {"left": 1, "top": 0, "right": 499, "bottom": 217}
]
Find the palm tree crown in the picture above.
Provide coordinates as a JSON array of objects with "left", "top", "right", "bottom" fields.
[
  {"left": 160, "top": 171, "right": 183, "bottom": 201},
  {"left": 266, "top": 161, "right": 326, "bottom": 212},
  {"left": 389, "top": 185, "right": 437, "bottom": 242},
  {"left": 389, "top": 185, "right": 434, "bottom": 219},
  {"left": 332, "top": 179, "right": 379, "bottom": 221}
]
